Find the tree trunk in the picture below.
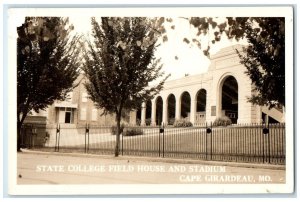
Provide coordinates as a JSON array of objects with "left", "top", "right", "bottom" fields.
[
  {"left": 17, "top": 111, "right": 27, "bottom": 152},
  {"left": 114, "top": 112, "right": 122, "bottom": 157},
  {"left": 17, "top": 120, "right": 22, "bottom": 152}
]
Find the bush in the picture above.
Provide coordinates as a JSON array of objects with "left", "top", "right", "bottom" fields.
[
  {"left": 111, "top": 124, "right": 124, "bottom": 135},
  {"left": 168, "top": 118, "right": 175, "bottom": 125},
  {"left": 123, "top": 128, "right": 143, "bottom": 136},
  {"left": 136, "top": 119, "right": 141, "bottom": 126},
  {"left": 173, "top": 119, "right": 193, "bottom": 127},
  {"left": 145, "top": 118, "right": 152, "bottom": 126},
  {"left": 213, "top": 116, "right": 232, "bottom": 126},
  {"left": 111, "top": 125, "right": 143, "bottom": 136}
]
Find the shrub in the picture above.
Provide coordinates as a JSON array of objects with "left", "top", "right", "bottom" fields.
[
  {"left": 173, "top": 119, "right": 193, "bottom": 127},
  {"left": 145, "top": 118, "right": 152, "bottom": 126},
  {"left": 213, "top": 116, "right": 232, "bottom": 126},
  {"left": 111, "top": 124, "right": 124, "bottom": 135},
  {"left": 123, "top": 128, "right": 143, "bottom": 136},
  {"left": 111, "top": 125, "right": 143, "bottom": 136},
  {"left": 136, "top": 119, "right": 141, "bottom": 126},
  {"left": 168, "top": 118, "right": 175, "bottom": 125}
]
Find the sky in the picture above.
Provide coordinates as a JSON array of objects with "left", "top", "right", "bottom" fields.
[
  {"left": 13, "top": 14, "right": 247, "bottom": 81},
  {"left": 68, "top": 16, "right": 247, "bottom": 81}
]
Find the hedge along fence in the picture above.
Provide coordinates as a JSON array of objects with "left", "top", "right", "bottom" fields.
[
  {"left": 111, "top": 125, "right": 143, "bottom": 136},
  {"left": 213, "top": 116, "right": 232, "bottom": 126},
  {"left": 173, "top": 119, "right": 193, "bottom": 127}
]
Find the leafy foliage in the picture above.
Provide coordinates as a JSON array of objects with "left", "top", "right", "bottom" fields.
[
  {"left": 168, "top": 17, "right": 285, "bottom": 108},
  {"left": 145, "top": 118, "right": 152, "bottom": 126},
  {"left": 82, "top": 17, "right": 169, "bottom": 156},
  {"left": 111, "top": 125, "right": 143, "bottom": 136},
  {"left": 213, "top": 116, "right": 232, "bottom": 126},
  {"left": 83, "top": 17, "right": 169, "bottom": 114},
  {"left": 173, "top": 119, "right": 193, "bottom": 127},
  {"left": 168, "top": 118, "right": 175, "bottom": 125},
  {"left": 17, "top": 17, "right": 80, "bottom": 150},
  {"left": 111, "top": 124, "right": 125, "bottom": 135},
  {"left": 238, "top": 18, "right": 285, "bottom": 108},
  {"left": 123, "top": 128, "right": 144, "bottom": 136}
]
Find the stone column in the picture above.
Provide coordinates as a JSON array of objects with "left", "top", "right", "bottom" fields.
[
  {"left": 141, "top": 102, "right": 146, "bottom": 126},
  {"left": 162, "top": 97, "right": 168, "bottom": 126},
  {"left": 175, "top": 96, "right": 181, "bottom": 120},
  {"left": 151, "top": 100, "right": 156, "bottom": 126},
  {"left": 216, "top": 89, "right": 222, "bottom": 119},
  {"left": 190, "top": 98, "right": 196, "bottom": 124}
]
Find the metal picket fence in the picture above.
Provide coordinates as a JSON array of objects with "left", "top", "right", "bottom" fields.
[{"left": 24, "top": 123, "right": 286, "bottom": 165}]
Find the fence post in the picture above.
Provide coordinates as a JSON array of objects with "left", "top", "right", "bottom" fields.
[
  {"left": 205, "top": 122, "right": 212, "bottom": 160},
  {"left": 29, "top": 124, "right": 33, "bottom": 149},
  {"left": 162, "top": 124, "right": 165, "bottom": 158},
  {"left": 58, "top": 124, "right": 61, "bottom": 152},
  {"left": 268, "top": 122, "right": 271, "bottom": 164},
  {"left": 84, "top": 123, "right": 87, "bottom": 153},
  {"left": 121, "top": 128, "right": 124, "bottom": 156},
  {"left": 55, "top": 124, "right": 60, "bottom": 152},
  {"left": 262, "top": 123, "right": 265, "bottom": 163},
  {"left": 206, "top": 122, "right": 208, "bottom": 160},
  {"left": 158, "top": 127, "right": 161, "bottom": 157},
  {"left": 210, "top": 122, "right": 213, "bottom": 160},
  {"left": 85, "top": 124, "right": 90, "bottom": 153},
  {"left": 55, "top": 125, "right": 57, "bottom": 151},
  {"left": 159, "top": 124, "right": 165, "bottom": 157},
  {"left": 262, "top": 122, "right": 270, "bottom": 163}
]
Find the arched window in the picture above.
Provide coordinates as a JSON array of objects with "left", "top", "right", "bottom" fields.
[
  {"left": 167, "top": 94, "right": 176, "bottom": 125},
  {"left": 221, "top": 76, "right": 238, "bottom": 123}
]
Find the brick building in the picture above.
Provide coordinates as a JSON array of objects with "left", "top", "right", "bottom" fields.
[{"left": 31, "top": 74, "right": 121, "bottom": 127}]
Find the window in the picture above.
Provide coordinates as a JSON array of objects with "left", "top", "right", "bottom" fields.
[
  {"left": 58, "top": 107, "right": 74, "bottom": 123},
  {"left": 92, "top": 109, "right": 97, "bottom": 121},
  {"left": 82, "top": 93, "right": 88, "bottom": 102},
  {"left": 65, "top": 111, "right": 71, "bottom": 123},
  {"left": 80, "top": 108, "right": 87, "bottom": 120}
]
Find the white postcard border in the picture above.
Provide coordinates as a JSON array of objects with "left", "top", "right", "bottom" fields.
[{"left": 6, "top": 6, "right": 294, "bottom": 195}]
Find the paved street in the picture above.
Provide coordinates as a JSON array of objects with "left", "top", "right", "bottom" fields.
[{"left": 17, "top": 151, "right": 285, "bottom": 184}]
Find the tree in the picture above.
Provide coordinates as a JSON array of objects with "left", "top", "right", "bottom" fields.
[
  {"left": 17, "top": 17, "right": 80, "bottom": 151},
  {"left": 166, "top": 17, "right": 285, "bottom": 108},
  {"left": 237, "top": 18, "right": 285, "bottom": 108},
  {"left": 82, "top": 17, "right": 169, "bottom": 157}
]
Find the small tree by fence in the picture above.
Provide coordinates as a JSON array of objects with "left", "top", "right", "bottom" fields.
[{"left": 82, "top": 17, "right": 170, "bottom": 157}]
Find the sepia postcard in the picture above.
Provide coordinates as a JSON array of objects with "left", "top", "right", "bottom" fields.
[{"left": 6, "top": 6, "right": 294, "bottom": 195}]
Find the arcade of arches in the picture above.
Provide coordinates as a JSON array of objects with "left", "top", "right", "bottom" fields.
[{"left": 130, "top": 45, "right": 284, "bottom": 125}]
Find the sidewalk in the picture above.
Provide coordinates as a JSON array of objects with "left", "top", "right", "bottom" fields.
[
  {"left": 17, "top": 150, "right": 286, "bottom": 184},
  {"left": 22, "top": 149, "right": 286, "bottom": 170}
]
